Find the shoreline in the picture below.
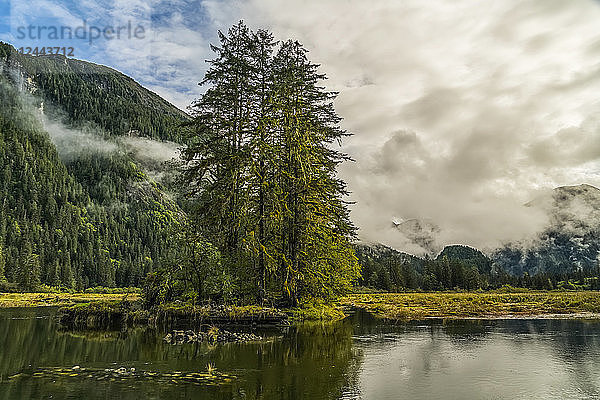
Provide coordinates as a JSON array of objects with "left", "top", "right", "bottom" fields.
[
  {"left": 404, "top": 312, "right": 600, "bottom": 321},
  {"left": 0, "top": 292, "right": 140, "bottom": 308},
  {"left": 343, "top": 292, "right": 600, "bottom": 321},
  {"left": 4, "top": 291, "right": 600, "bottom": 325}
]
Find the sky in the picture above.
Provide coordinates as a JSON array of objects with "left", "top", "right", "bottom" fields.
[{"left": 1, "top": 0, "right": 600, "bottom": 254}]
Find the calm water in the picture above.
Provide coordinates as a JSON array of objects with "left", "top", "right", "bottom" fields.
[{"left": 0, "top": 308, "right": 599, "bottom": 399}]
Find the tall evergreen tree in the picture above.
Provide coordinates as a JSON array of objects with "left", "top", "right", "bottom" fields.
[
  {"left": 270, "top": 40, "right": 359, "bottom": 303},
  {"left": 0, "top": 246, "right": 5, "bottom": 283}
]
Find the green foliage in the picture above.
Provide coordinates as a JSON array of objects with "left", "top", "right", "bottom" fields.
[
  {"left": 83, "top": 286, "right": 141, "bottom": 294},
  {"left": 0, "top": 44, "right": 185, "bottom": 291},
  {"left": 287, "top": 300, "right": 346, "bottom": 321},
  {"left": 143, "top": 226, "right": 231, "bottom": 309},
  {"left": 178, "top": 22, "right": 359, "bottom": 305},
  {"left": 0, "top": 247, "right": 5, "bottom": 283}
]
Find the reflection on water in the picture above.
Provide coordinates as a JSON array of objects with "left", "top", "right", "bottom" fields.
[
  {"left": 348, "top": 312, "right": 600, "bottom": 400},
  {"left": 0, "top": 308, "right": 599, "bottom": 399},
  {"left": 0, "top": 308, "right": 360, "bottom": 400}
]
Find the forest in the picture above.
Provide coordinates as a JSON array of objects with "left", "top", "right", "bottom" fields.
[
  {"left": 357, "top": 243, "right": 600, "bottom": 292},
  {"left": 0, "top": 41, "right": 185, "bottom": 291}
]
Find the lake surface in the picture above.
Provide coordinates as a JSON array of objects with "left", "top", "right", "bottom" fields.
[{"left": 1, "top": 308, "right": 599, "bottom": 399}]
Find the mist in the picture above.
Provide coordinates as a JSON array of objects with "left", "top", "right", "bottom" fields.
[
  {"left": 40, "top": 113, "right": 119, "bottom": 160},
  {"left": 120, "top": 136, "right": 180, "bottom": 164}
]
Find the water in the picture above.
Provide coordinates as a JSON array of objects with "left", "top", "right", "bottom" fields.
[{"left": 1, "top": 308, "right": 599, "bottom": 400}]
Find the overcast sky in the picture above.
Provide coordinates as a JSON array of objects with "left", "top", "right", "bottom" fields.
[{"left": 2, "top": 0, "right": 600, "bottom": 254}]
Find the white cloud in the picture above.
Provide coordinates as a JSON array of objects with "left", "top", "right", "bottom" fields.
[{"left": 232, "top": 0, "right": 600, "bottom": 253}]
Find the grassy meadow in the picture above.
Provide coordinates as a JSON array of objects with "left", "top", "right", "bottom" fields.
[
  {"left": 0, "top": 292, "right": 140, "bottom": 308},
  {"left": 342, "top": 291, "right": 600, "bottom": 320}
]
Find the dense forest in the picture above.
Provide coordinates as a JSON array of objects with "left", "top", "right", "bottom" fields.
[{"left": 0, "top": 42, "right": 185, "bottom": 290}]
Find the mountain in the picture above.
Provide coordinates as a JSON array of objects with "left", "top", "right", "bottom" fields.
[
  {"left": 392, "top": 218, "right": 441, "bottom": 255},
  {"left": 527, "top": 184, "right": 600, "bottom": 234},
  {"left": 358, "top": 184, "right": 600, "bottom": 291},
  {"left": 0, "top": 42, "right": 189, "bottom": 290},
  {"left": 494, "top": 184, "right": 600, "bottom": 277},
  {"left": 0, "top": 43, "right": 188, "bottom": 142},
  {"left": 437, "top": 244, "right": 492, "bottom": 276}
]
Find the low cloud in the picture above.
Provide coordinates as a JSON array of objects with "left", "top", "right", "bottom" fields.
[
  {"left": 120, "top": 136, "right": 180, "bottom": 164},
  {"left": 40, "top": 113, "right": 119, "bottom": 160}
]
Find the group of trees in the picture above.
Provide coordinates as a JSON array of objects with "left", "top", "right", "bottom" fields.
[
  {"left": 357, "top": 242, "right": 600, "bottom": 292},
  {"left": 149, "top": 22, "right": 360, "bottom": 306},
  {"left": 356, "top": 244, "right": 488, "bottom": 291}
]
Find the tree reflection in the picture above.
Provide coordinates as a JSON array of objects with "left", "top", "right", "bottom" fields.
[{"left": 0, "top": 309, "right": 363, "bottom": 400}]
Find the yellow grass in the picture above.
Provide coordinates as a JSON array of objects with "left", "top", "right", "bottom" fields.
[
  {"left": 342, "top": 291, "right": 600, "bottom": 320},
  {"left": 0, "top": 292, "right": 140, "bottom": 308}
]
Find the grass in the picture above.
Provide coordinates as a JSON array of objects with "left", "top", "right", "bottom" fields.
[
  {"left": 286, "top": 301, "right": 347, "bottom": 322},
  {"left": 59, "top": 299, "right": 148, "bottom": 329},
  {"left": 12, "top": 290, "right": 599, "bottom": 324},
  {"left": 0, "top": 292, "right": 140, "bottom": 308},
  {"left": 343, "top": 291, "right": 600, "bottom": 320}
]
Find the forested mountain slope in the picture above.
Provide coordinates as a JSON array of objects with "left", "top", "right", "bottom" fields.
[
  {"left": 0, "top": 42, "right": 188, "bottom": 141},
  {"left": 0, "top": 42, "right": 186, "bottom": 290}
]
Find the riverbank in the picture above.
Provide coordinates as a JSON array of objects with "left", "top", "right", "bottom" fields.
[
  {"left": 0, "top": 292, "right": 140, "bottom": 308},
  {"left": 6, "top": 291, "right": 600, "bottom": 325},
  {"left": 342, "top": 292, "right": 600, "bottom": 320}
]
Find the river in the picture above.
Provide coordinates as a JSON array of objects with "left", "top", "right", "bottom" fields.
[{"left": 0, "top": 308, "right": 599, "bottom": 399}]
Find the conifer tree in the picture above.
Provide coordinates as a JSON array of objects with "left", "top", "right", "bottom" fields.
[
  {"left": 270, "top": 40, "right": 359, "bottom": 303},
  {"left": 0, "top": 246, "right": 5, "bottom": 283},
  {"left": 182, "top": 21, "right": 255, "bottom": 260}
]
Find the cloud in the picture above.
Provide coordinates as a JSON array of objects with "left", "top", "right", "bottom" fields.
[
  {"left": 100, "top": 0, "right": 224, "bottom": 109},
  {"left": 232, "top": 0, "right": 600, "bottom": 253},
  {"left": 41, "top": 113, "right": 118, "bottom": 160},
  {"left": 120, "top": 136, "right": 180, "bottom": 163}
]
